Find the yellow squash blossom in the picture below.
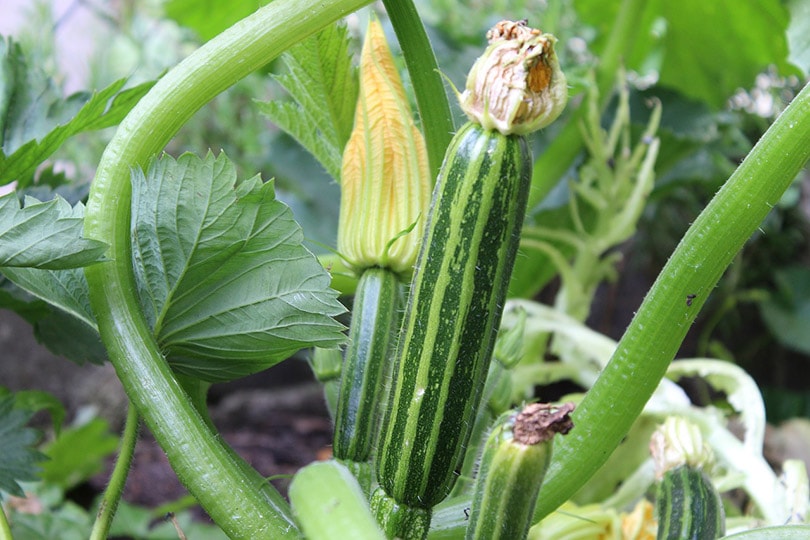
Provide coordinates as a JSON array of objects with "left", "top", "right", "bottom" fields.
[{"left": 337, "top": 18, "right": 430, "bottom": 276}]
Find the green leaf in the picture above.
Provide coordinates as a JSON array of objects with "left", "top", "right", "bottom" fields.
[
  {"left": 760, "top": 266, "right": 810, "bottom": 355},
  {"left": 8, "top": 390, "right": 66, "bottom": 436},
  {"left": 573, "top": 0, "right": 793, "bottom": 108},
  {"left": 659, "top": 0, "right": 793, "bottom": 107},
  {"left": 0, "top": 267, "right": 96, "bottom": 328},
  {"left": 0, "top": 265, "right": 107, "bottom": 365},
  {"left": 164, "top": 0, "right": 270, "bottom": 42},
  {"left": 131, "top": 152, "right": 346, "bottom": 382},
  {"left": 787, "top": 0, "right": 810, "bottom": 75},
  {"left": 39, "top": 417, "right": 119, "bottom": 491},
  {"left": 0, "top": 37, "right": 154, "bottom": 187},
  {"left": 0, "top": 394, "right": 46, "bottom": 499},
  {"left": 258, "top": 22, "right": 358, "bottom": 181},
  {"left": 0, "top": 192, "right": 107, "bottom": 269},
  {"left": 32, "top": 303, "right": 107, "bottom": 365},
  {"left": 9, "top": 501, "right": 91, "bottom": 540}
]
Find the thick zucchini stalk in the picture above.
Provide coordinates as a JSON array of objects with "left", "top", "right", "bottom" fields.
[
  {"left": 372, "top": 20, "right": 567, "bottom": 539},
  {"left": 333, "top": 268, "right": 401, "bottom": 490},
  {"left": 466, "top": 403, "right": 574, "bottom": 540}
]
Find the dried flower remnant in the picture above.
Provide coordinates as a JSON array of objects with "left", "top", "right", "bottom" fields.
[
  {"left": 513, "top": 401, "right": 575, "bottom": 445},
  {"left": 460, "top": 19, "right": 568, "bottom": 135}
]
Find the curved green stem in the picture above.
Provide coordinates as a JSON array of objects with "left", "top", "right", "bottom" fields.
[
  {"left": 533, "top": 81, "right": 810, "bottom": 522},
  {"left": 382, "top": 0, "right": 455, "bottom": 180},
  {"left": 82, "top": 1, "right": 373, "bottom": 538},
  {"left": 90, "top": 404, "right": 139, "bottom": 540}
]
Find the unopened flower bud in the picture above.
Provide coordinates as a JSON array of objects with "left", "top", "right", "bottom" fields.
[
  {"left": 460, "top": 19, "right": 567, "bottom": 135},
  {"left": 337, "top": 19, "right": 430, "bottom": 276}
]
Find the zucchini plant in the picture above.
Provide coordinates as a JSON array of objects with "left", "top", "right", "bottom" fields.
[{"left": 1, "top": 1, "right": 809, "bottom": 539}]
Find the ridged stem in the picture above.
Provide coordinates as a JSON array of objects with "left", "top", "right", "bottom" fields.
[
  {"left": 533, "top": 80, "right": 810, "bottom": 522},
  {"left": 82, "top": 1, "right": 373, "bottom": 537}
]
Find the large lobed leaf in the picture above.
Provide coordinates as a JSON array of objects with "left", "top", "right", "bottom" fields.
[
  {"left": 131, "top": 151, "right": 346, "bottom": 381},
  {"left": 0, "top": 37, "right": 154, "bottom": 187},
  {"left": 258, "top": 22, "right": 358, "bottom": 181}
]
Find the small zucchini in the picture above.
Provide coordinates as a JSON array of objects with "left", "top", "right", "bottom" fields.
[
  {"left": 656, "top": 465, "right": 725, "bottom": 540},
  {"left": 466, "top": 403, "right": 574, "bottom": 540},
  {"left": 651, "top": 417, "right": 725, "bottom": 540},
  {"left": 333, "top": 268, "right": 400, "bottom": 490}
]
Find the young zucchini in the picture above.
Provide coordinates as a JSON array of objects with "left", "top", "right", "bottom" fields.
[
  {"left": 333, "top": 268, "right": 400, "bottom": 490},
  {"left": 372, "top": 20, "right": 567, "bottom": 539},
  {"left": 465, "top": 403, "right": 574, "bottom": 540},
  {"left": 651, "top": 417, "right": 725, "bottom": 540},
  {"left": 656, "top": 465, "right": 725, "bottom": 540},
  {"left": 374, "top": 120, "right": 532, "bottom": 508}
]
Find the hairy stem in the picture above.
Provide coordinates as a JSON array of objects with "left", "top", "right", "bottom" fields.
[
  {"left": 83, "top": 1, "right": 373, "bottom": 537},
  {"left": 534, "top": 81, "right": 810, "bottom": 522},
  {"left": 90, "top": 404, "right": 139, "bottom": 540}
]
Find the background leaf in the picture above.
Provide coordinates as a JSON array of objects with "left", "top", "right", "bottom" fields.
[
  {"left": 0, "top": 37, "right": 154, "bottom": 187},
  {"left": 658, "top": 0, "right": 793, "bottom": 108},
  {"left": 257, "top": 22, "right": 358, "bottom": 181},
  {"left": 164, "top": 0, "right": 270, "bottom": 42},
  {"left": 38, "top": 417, "right": 119, "bottom": 491},
  {"left": 786, "top": 0, "right": 810, "bottom": 75},
  {"left": 759, "top": 266, "right": 810, "bottom": 355},
  {"left": 131, "top": 152, "right": 346, "bottom": 382},
  {"left": 0, "top": 394, "right": 46, "bottom": 499},
  {"left": 573, "top": 0, "right": 795, "bottom": 108},
  {"left": 0, "top": 267, "right": 106, "bottom": 366},
  {"left": 7, "top": 389, "right": 66, "bottom": 436},
  {"left": 0, "top": 192, "right": 107, "bottom": 269}
]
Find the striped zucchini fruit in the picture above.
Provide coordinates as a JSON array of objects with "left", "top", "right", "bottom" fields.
[
  {"left": 374, "top": 120, "right": 532, "bottom": 510},
  {"left": 656, "top": 465, "right": 725, "bottom": 540},
  {"left": 333, "top": 268, "right": 400, "bottom": 490}
]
